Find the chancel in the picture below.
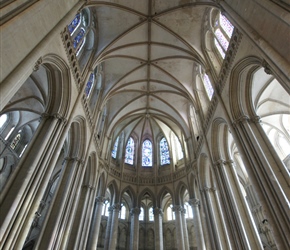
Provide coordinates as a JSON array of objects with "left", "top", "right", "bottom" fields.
[{"left": 0, "top": 0, "right": 289, "bottom": 250}]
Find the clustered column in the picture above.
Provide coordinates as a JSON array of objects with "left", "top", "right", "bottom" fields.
[
  {"left": 130, "top": 207, "right": 140, "bottom": 250},
  {"left": 188, "top": 198, "right": 206, "bottom": 250},
  {"left": 87, "top": 196, "right": 105, "bottom": 250},
  {"left": 153, "top": 207, "right": 164, "bottom": 250}
]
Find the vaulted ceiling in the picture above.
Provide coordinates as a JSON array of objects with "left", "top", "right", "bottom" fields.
[{"left": 88, "top": 0, "right": 215, "bottom": 143}]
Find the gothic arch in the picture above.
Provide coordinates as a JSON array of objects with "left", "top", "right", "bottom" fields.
[
  {"left": 137, "top": 188, "right": 156, "bottom": 207},
  {"left": 120, "top": 185, "right": 136, "bottom": 207},
  {"left": 174, "top": 181, "right": 189, "bottom": 205},
  {"left": 157, "top": 186, "right": 174, "bottom": 208},
  {"left": 106, "top": 179, "right": 120, "bottom": 204},
  {"left": 40, "top": 54, "right": 71, "bottom": 117}
]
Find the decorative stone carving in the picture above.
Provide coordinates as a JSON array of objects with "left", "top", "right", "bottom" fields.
[
  {"left": 188, "top": 198, "right": 200, "bottom": 207},
  {"left": 153, "top": 207, "right": 163, "bottom": 215},
  {"left": 130, "top": 207, "right": 141, "bottom": 216}
]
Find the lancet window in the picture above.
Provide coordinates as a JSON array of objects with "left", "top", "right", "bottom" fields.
[{"left": 124, "top": 137, "right": 134, "bottom": 165}]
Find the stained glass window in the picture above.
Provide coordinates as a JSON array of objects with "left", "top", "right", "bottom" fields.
[
  {"left": 142, "top": 139, "right": 152, "bottom": 167},
  {"left": 10, "top": 132, "right": 21, "bottom": 149},
  {"left": 111, "top": 136, "right": 119, "bottom": 158},
  {"left": 124, "top": 137, "right": 134, "bottom": 165},
  {"left": 85, "top": 73, "right": 95, "bottom": 98},
  {"left": 220, "top": 14, "right": 234, "bottom": 38},
  {"left": 68, "top": 13, "right": 81, "bottom": 35},
  {"left": 73, "top": 28, "right": 85, "bottom": 49},
  {"left": 214, "top": 13, "right": 234, "bottom": 59},
  {"left": 160, "top": 137, "right": 170, "bottom": 165},
  {"left": 203, "top": 73, "right": 214, "bottom": 100}
]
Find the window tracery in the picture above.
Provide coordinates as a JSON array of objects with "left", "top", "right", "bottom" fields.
[
  {"left": 68, "top": 13, "right": 81, "bottom": 35},
  {"left": 214, "top": 13, "right": 234, "bottom": 59}
]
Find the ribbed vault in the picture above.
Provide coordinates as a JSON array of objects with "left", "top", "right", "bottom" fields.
[{"left": 88, "top": 0, "right": 215, "bottom": 155}]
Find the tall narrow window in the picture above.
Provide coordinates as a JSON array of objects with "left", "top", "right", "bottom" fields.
[
  {"left": 111, "top": 136, "right": 119, "bottom": 158},
  {"left": 203, "top": 73, "right": 214, "bottom": 100},
  {"left": 124, "top": 137, "right": 134, "bottom": 165},
  {"left": 214, "top": 13, "right": 234, "bottom": 58},
  {"left": 160, "top": 137, "right": 170, "bottom": 165},
  {"left": 142, "top": 139, "right": 152, "bottom": 167},
  {"left": 149, "top": 207, "right": 154, "bottom": 221},
  {"left": 68, "top": 13, "right": 81, "bottom": 35},
  {"left": 139, "top": 207, "right": 144, "bottom": 221},
  {"left": 10, "top": 132, "right": 21, "bottom": 149},
  {"left": 85, "top": 73, "right": 95, "bottom": 98},
  {"left": 119, "top": 204, "right": 126, "bottom": 219},
  {"left": 0, "top": 114, "right": 7, "bottom": 129},
  {"left": 73, "top": 28, "right": 85, "bottom": 49},
  {"left": 173, "top": 134, "right": 183, "bottom": 160}
]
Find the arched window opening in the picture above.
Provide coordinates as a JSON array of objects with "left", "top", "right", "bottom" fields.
[
  {"left": 139, "top": 207, "right": 144, "bottom": 221},
  {"left": 184, "top": 202, "right": 193, "bottom": 219},
  {"left": 119, "top": 204, "right": 126, "bottom": 219},
  {"left": 68, "top": 13, "right": 81, "bottom": 35},
  {"left": 173, "top": 134, "right": 183, "bottom": 161},
  {"left": 149, "top": 207, "right": 154, "bottom": 221},
  {"left": 142, "top": 139, "right": 152, "bottom": 167},
  {"left": 112, "top": 136, "right": 119, "bottom": 159},
  {"left": 73, "top": 28, "right": 85, "bottom": 49},
  {"left": 102, "top": 199, "right": 110, "bottom": 216},
  {"left": 124, "top": 137, "right": 134, "bottom": 165},
  {"left": 0, "top": 114, "right": 8, "bottom": 129},
  {"left": 167, "top": 205, "right": 175, "bottom": 221},
  {"left": 203, "top": 73, "right": 214, "bottom": 100},
  {"left": 214, "top": 13, "right": 234, "bottom": 58},
  {"left": 160, "top": 137, "right": 170, "bottom": 165},
  {"left": 85, "top": 72, "right": 95, "bottom": 98}
]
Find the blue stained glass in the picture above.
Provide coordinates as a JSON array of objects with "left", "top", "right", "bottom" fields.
[
  {"left": 68, "top": 13, "right": 80, "bottom": 34},
  {"left": 125, "top": 137, "right": 134, "bottom": 165},
  {"left": 85, "top": 73, "right": 94, "bottom": 97},
  {"left": 142, "top": 139, "right": 152, "bottom": 167},
  {"left": 111, "top": 136, "right": 119, "bottom": 158},
  {"left": 160, "top": 137, "right": 170, "bottom": 165},
  {"left": 73, "top": 28, "right": 85, "bottom": 49}
]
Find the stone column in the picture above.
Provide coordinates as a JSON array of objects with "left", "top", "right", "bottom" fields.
[
  {"left": 213, "top": 160, "right": 253, "bottom": 250},
  {"left": 103, "top": 206, "right": 114, "bottom": 250},
  {"left": 245, "top": 185, "right": 277, "bottom": 249},
  {"left": 153, "top": 207, "right": 164, "bottom": 250},
  {"left": 0, "top": 113, "right": 66, "bottom": 250},
  {"left": 130, "top": 207, "right": 140, "bottom": 250},
  {"left": 181, "top": 207, "right": 190, "bottom": 250},
  {"left": 108, "top": 203, "right": 121, "bottom": 250},
  {"left": 87, "top": 196, "right": 105, "bottom": 250},
  {"left": 231, "top": 115, "right": 289, "bottom": 249},
  {"left": 36, "top": 157, "right": 84, "bottom": 250},
  {"left": 188, "top": 198, "right": 206, "bottom": 250},
  {"left": 202, "top": 187, "right": 224, "bottom": 250},
  {"left": 172, "top": 205, "right": 185, "bottom": 250}
]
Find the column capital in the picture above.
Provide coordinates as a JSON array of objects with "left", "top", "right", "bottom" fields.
[
  {"left": 153, "top": 207, "right": 163, "bottom": 215},
  {"left": 33, "top": 57, "right": 43, "bottom": 71},
  {"left": 95, "top": 196, "right": 106, "bottom": 203},
  {"left": 130, "top": 207, "right": 141, "bottom": 216},
  {"left": 188, "top": 198, "right": 200, "bottom": 207},
  {"left": 172, "top": 205, "right": 183, "bottom": 212},
  {"left": 232, "top": 115, "right": 250, "bottom": 128},
  {"left": 110, "top": 203, "right": 121, "bottom": 211}
]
